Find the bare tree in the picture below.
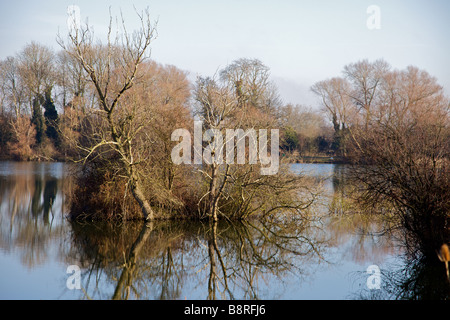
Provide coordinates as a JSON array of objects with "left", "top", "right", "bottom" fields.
[
  {"left": 194, "top": 76, "right": 239, "bottom": 221},
  {"left": 55, "top": 50, "right": 88, "bottom": 109},
  {"left": 0, "top": 57, "right": 26, "bottom": 117},
  {"left": 7, "top": 115, "right": 36, "bottom": 160},
  {"left": 0, "top": 60, "right": 7, "bottom": 114},
  {"left": 313, "top": 59, "right": 449, "bottom": 254},
  {"left": 311, "top": 77, "right": 356, "bottom": 157},
  {"left": 219, "top": 58, "right": 281, "bottom": 112},
  {"left": 136, "top": 62, "right": 192, "bottom": 193},
  {"left": 343, "top": 59, "right": 390, "bottom": 130},
  {"left": 193, "top": 60, "right": 319, "bottom": 222},
  {"left": 350, "top": 66, "right": 449, "bottom": 255},
  {"left": 57, "top": 8, "right": 158, "bottom": 221},
  {"left": 278, "top": 104, "right": 331, "bottom": 156},
  {"left": 17, "top": 42, "right": 55, "bottom": 112}
]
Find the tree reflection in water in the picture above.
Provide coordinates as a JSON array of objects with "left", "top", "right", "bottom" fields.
[
  {"left": 0, "top": 162, "right": 66, "bottom": 268},
  {"left": 327, "top": 163, "right": 450, "bottom": 299},
  {"left": 350, "top": 252, "right": 450, "bottom": 300},
  {"left": 67, "top": 214, "right": 327, "bottom": 300},
  {"left": 0, "top": 162, "right": 448, "bottom": 299}
]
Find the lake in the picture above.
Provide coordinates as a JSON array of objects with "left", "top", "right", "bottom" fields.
[{"left": 0, "top": 161, "right": 440, "bottom": 300}]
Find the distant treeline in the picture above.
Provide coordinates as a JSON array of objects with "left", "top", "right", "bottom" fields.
[{"left": 0, "top": 42, "right": 335, "bottom": 162}]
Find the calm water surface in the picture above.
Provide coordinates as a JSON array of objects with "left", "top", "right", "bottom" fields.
[{"left": 0, "top": 162, "right": 410, "bottom": 299}]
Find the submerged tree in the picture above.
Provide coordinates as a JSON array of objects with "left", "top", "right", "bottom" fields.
[
  {"left": 351, "top": 66, "right": 450, "bottom": 255},
  {"left": 191, "top": 60, "right": 320, "bottom": 221},
  {"left": 314, "top": 60, "right": 450, "bottom": 256},
  {"left": 58, "top": 8, "right": 158, "bottom": 221}
]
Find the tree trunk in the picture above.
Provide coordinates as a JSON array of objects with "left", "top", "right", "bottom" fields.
[
  {"left": 208, "top": 164, "right": 219, "bottom": 221},
  {"left": 130, "top": 175, "right": 155, "bottom": 221},
  {"left": 108, "top": 113, "right": 155, "bottom": 221}
]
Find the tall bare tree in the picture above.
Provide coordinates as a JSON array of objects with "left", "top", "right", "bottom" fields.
[
  {"left": 219, "top": 58, "right": 281, "bottom": 112},
  {"left": 55, "top": 50, "right": 88, "bottom": 109},
  {"left": 343, "top": 59, "right": 390, "bottom": 130},
  {"left": 352, "top": 65, "right": 448, "bottom": 255},
  {"left": 193, "top": 60, "right": 317, "bottom": 222},
  {"left": 0, "top": 57, "right": 26, "bottom": 117},
  {"left": 57, "top": 8, "right": 158, "bottom": 221},
  {"left": 17, "top": 42, "right": 55, "bottom": 112},
  {"left": 194, "top": 76, "right": 238, "bottom": 221},
  {"left": 311, "top": 77, "right": 356, "bottom": 157}
]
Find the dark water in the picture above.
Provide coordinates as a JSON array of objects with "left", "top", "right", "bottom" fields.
[{"left": 0, "top": 162, "right": 447, "bottom": 300}]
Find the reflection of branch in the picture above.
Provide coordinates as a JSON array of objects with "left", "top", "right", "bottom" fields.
[
  {"left": 68, "top": 218, "right": 327, "bottom": 300},
  {"left": 112, "top": 222, "right": 153, "bottom": 300},
  {"left": 159, "top": 247, "right": 181, "bottom": 300},
  {"left": 209, "top": 221, "right": 234, "bottom": 299},
  {"left": 259, "top": 218, "right": 325, "bottom": 260}
]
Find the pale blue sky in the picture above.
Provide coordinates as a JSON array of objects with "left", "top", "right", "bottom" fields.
[{"left": 1, "top": 0, "right": 449, "bottom": 106}]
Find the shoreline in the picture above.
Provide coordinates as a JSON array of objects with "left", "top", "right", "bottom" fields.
[{"left": 0, "top": 155, "right": 349, "bottom": 165}]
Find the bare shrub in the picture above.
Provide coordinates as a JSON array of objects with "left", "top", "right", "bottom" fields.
[{"left": 7, "top": 115, "right": 36, "bottom": 160}]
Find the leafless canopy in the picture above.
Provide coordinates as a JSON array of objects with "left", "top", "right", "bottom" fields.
[{"left": 57, "top": 7, "right": 159, "bottom": 221}]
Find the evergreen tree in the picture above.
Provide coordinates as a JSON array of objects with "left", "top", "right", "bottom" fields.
[
  {"left": 281, "top": 126, "right": 299, "bottom": 152},
  {"left": 31, "top": 95, "right": 45, "bottom": 145},
  {"left": 43, "top": 87, "right": 60, "bottom": 146}
]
